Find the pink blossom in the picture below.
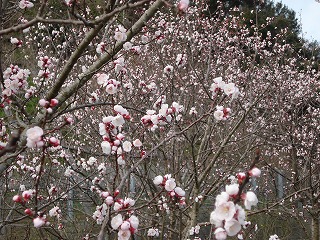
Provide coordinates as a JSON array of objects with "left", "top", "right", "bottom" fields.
[
  {"left": 174, "top": 187, "right": 186, "bottom": 197},
  {"left": 147, "top": 228, "right": 160, "bottom": 237},
  {"left": 49, "top": 137, "right": 60, "bottom": 147},
  {"left": 26, "top": 126, "right": 44, "bottom": 148},
  {"left": 49, "top": 206, "right": 60, "bottom": 217},
  {"left": 105, "top": 196, "right": 114, "bottom": 205},
  {"left": 122, "top": 141, "right": 132, "bottom": 152},
  {"left": 177, "top": 0, "right": 189, "bottom": 12},
  {"left": 165, "top": 179, "right": 176, "bottom": 191},
  {"left": 19, "top": 0, "right": 34, "bottom": 9},
  {"left": 244, "top": 191, "right": 258, "bottom": 210},
  {"left": 153, "top": 175, "right": 163, "bottom": 185},
  {"left": 163, "top": 65, "right": 174, "bottom": 75},
  {"left": 129, "top": 215, "right": 139, "bottom": 229},
  {"left": 214, "top": 227, "right": 227, "bottom": 240},
  {"left": 249, "top": 167, "right": 261, "bottom": 177},
  {"left": 118, "top": 229, "right": 131, "bottom": 240},
  {"left": 111, "top": 214, "right": 123, "bottom": 229},
  {"left": 210, "top": 210, "right": 223, "bottom": 228},
  {"left": 120, "top": 221, "right": 131, "bottom": 230},
  {"left": 133, "top": 139, "right": 142, "bottom": 147},
  {"left": 225, "top": 184, "right": 239, "bottom": 196},
  {"left": 12, "top": 195, "right": 23, "bottom": 203},
  {"left": 223, "top": 82, "right": 236, "bottom": 95},
  {"left": 224, "top": 219, "right": 241, "bottom": 236},
  {"left": 101, "top": 141, "right": 111, "bottom": 154},
  {"left": 33, "top": 217, "right": 45, "bottom": 228},
  {"left": 97, "top": 73, "right": 108, "bottom": 86},
  {"left": 215, "top": 201, "right": 236, "bottom": 221},
  {"left": 215, "top": 192, "right": 230, "bottom": 207}
]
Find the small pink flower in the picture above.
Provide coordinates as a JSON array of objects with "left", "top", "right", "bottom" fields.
[
  {"left": 33, "top": 217, "right": 45, "bottom": 228},
  {"left": 177, "top": 0, "right": 189, "bottom": 12},
  {"left": 49, "top": 137, "right": 60, "bottom": 147},
  {"left": 50, "top": 99, "right": 58, "bottom": 107},
  {"left": 19, "top": 0, "right": 34, "bottom": 9},
  {"left": 249, "top": 167, "right": 261, "bottom": 177},
  {"left": 13, "top": 195, "right": 23, "bottom": 203}
]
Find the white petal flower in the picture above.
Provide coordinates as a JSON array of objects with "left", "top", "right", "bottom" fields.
[
  {"left": 174, "top": 187, "right": 185, "bottom": 197},
  {"left": 133, "top": 139, "right": 142, "bottom": 147},
  {"left": 244, "top": 191, "right": 258, "bottom": 210},
  {"left": 165, "top": 179, "right": 176, "bottom": 191},
  {"left": 224, "top": 219, "right": 241, "bottom": 236},
  {"left": 118, "top": 229, "right": 131, "bottom": 240},
  {"left": 223, "top": 82, "right": 236, "bottom": 95},
  {"left": 153, "top": 175, "right": 163, "bottom": 185},
  {"left": 112, "top": 115, "right": 125, "bottom": 127},
  {"left": 120, "top": 221, "right": 131, "bottom": 230},
  {"left": 111, "top": 214, "right": 123, "bottom": 230},
  {"left": 215, "top": 192, "right": 230, "bottom": 207},
  {"left": 49, "top": 206, "right": 60, "bottom": 217},
  {"left": 214, "top": 227, "right": 227, "bottom": 240},
  {"left": 214, "top": 109, "right": 224, "bottom": 121},
  {"left": 129, "top": 215, "right": 139, "bottom": 229},
  {"left": 215, "top": 201, "right": 236, "bottom": 221},
  {"left": 97, "top": 73, "right": 108, "bottom": 86},
  {"left": 122, "top": 141, "right": 132, "bottom": 152},
  {"left": 225, "top": 184, "right": 239, "bottom": 196},
  {"left": 210, "top": 210, "right": 223, "bottom": 227},
  {"left": 101, "top": 141, "right": 111, "bottom": 154},
  {"left": 33, "top": 217, "right": 45, "bottom": 228}
]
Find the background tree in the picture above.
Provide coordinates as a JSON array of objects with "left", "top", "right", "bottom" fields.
[{"left": 0, "top": 1, "right": 319, "bottom": 240}]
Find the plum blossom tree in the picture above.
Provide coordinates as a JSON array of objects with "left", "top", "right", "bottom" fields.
[{"left": 0, "top": 0, "right": 319, "bottom": 240}]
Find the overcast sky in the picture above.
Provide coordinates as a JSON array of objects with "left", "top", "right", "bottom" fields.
[{"left": 273, "top": 0, "right": 320, "bottom": 42}]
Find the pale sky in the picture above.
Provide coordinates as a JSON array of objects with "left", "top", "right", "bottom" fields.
[{"left": 274, "top": 0, "right": 320, "bottom": 42}]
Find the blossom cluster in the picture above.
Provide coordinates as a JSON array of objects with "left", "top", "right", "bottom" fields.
[
  {"left": 97, "top": 73, "right": 121, "bottom": 95},
  {"left": 209, "top": 77, "right": 239, "bottom": 99},
  {"left": 114, "top": 25, "right": 127, "bottom": 43},
  {"left": 153, "top": 174, "right": 186, "bottom": 207},
  {"left": 111, "top": 214, "right": 139, "bottom": 240},
  {"left": 99, "top": 105, "right": 143, "bottom": 165},
  {"left": 213, "top": 106, "right": 231, "bottom": 121},
  {"left": 25, "top": 125, "right": 62, "bottom": 149},
  {"left": 91, "top": 190, "right": 139, "bottom": 240},
  {"left": 26, "top": 126, "right": 44, "bottom": 148},
  {"left": 141, "top": 99, "right": 184, "bottom": 132},
  {"left": 147, "top": 228, "right": 160, "bottom": 237},
  {"left": 37, "top": 56, "right": 52, "bottom": 79},
  {"left": 210, "top": 169, "right": 261, "bottom": 240},
  {"left": 10, "top": 37, "right": 23, "bottom": 47},
  {"left": 19, "top": 0, "right": 34, "bottom": 9},
  {"left": 2, "top": 65, "right": 31, "bottom": 98}
]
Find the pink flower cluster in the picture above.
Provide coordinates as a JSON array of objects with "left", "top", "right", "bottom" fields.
[
  {"left": 38, "top": 98, "right": 59, "bottom": 113},
  {"left": 99, "top": 105, "right": 143, "bottom": 165},
  {"left": 153, "top": 174, "right": 186, "bottom": 207},
  {"left": 37, "top": 56, "right": 52, "bottom": 79},
  {"left": 214, "top": 106, "right": 231, "bottom": 121},
  {"left": 19, "top": 0, "right": 34, "bottom": 9},
  {"left": 2, "top": 65, "right": 30, "bottom": 98},
  {"left": 96, "top": 73, "right": 121, "bottom": 95},
  {"left": 141, "top": 100, "right": 184, "bottom": 132},
  {"left": 111, "top": 214, "right": 139, "bottom": 240},
  {"left": 210, "top": 169, "right": 261, "bottom": 240},
  {"left": 12, "top": 189, "right": 35, "bottom": 204},
  {"left": 26, "top": 126, "right": 44, "bottom": 148},
  {"left": 209, "top": 77, "right": 239, "bottom": 99},
  {"left": 10, "top": 37, "right": 23, "bottom": 47},
  {"left": 92, "top": 190, "right": 139, "bottom": 240}
]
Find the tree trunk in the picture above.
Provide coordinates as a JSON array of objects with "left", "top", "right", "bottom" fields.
[{"left": 311, "top": 215, "right": 319, "bottom": 240}]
